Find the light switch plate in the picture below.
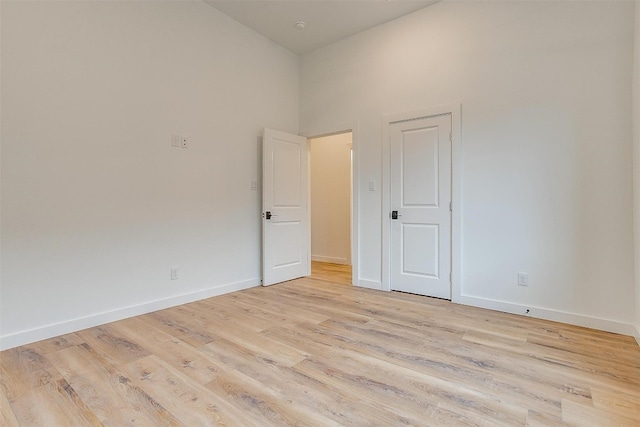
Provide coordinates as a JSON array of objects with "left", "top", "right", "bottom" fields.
[{"left": 518, "top": 272, "right": 529, "bottom": 286}]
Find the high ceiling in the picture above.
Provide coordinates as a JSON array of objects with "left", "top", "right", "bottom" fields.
[{"left": 203, "top": 1, "right": 438, "bottom": 55}]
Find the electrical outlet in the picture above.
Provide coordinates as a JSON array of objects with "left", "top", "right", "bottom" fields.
[
  {"left": 518, "top": 272, "right": 529, "bottom": 286},
  {"left": 171, "top": 267, "right": 179, "bottom": 280}
]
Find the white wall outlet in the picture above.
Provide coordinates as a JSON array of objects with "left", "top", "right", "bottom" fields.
[
  {"left": 171, "top": 134, "right": 181, "bottom": 148},
  {"left": 518, "top": 272, "right": 529, "bottom": 286},
  {"left": 181, "top": 136, "right": 188, "bottom": 148},
  {"left": 171, "top": 267, "right": 179, "bottom": 280}
]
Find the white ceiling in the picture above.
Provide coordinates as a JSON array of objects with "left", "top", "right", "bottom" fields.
[{"left": 203, "top": 1, "right": 438, "bottom": 55}]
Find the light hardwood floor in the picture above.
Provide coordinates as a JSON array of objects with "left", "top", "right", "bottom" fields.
[
  {"left": 1, "top": 275, "right": 639, "bottom": 426},
  {"left": 311, "top": 261, "right": 352, "bottom": 285}
]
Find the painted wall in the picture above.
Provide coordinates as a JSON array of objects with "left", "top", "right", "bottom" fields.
[
  {"left": 634, "top": 1, "right": 640, "bottom": 343},
  {"left": 300, "top": 1, "right": 636, "bottom": 333},
  {"left": 310, "top": 133, "right": 351, "bottom": 265},
  {"left": 0, "top": 0, "right": 298, "bottom": 349}
]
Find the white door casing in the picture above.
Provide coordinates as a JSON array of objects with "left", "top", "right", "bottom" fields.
[
  {"left": 389, "top": 114, "right": 452, "bottom": 299},
  {"left": 262, "top": 128, "right": 310, "bottom": 286}
]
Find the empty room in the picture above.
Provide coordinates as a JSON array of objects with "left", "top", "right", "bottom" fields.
[{"left": 1, "top": 0, "right": 639, "bottom": 425}]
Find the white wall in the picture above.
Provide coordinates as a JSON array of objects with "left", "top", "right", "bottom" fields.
[
  {"left": 310, "top": 133, "right": 351, "bottom": 265},
  {"left": 0, "top": 0, "right": 3, "bottom": 338},
  {"left": 633, "top": 0, "right": 640, "bottom": 343},
  {"left": 301, "top": 1, "right": 636, "bottom": 333},
  {"left": 0, "top": 0, "right": 298, "bottom": 349}
]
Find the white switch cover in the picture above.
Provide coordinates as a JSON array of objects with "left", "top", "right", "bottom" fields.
[
  {"left": 369, "top": 180, "right": 376, "bottom": 191},
  {"left": 171, "top": 267, "right": 179, "bottom": 280},
  {"left": 250, "top": 180, "right": 258, "bottom": 191},
  {"left": 518, "top": 272, "right": 529, "bottom": 286},
  {"left": 171, "top": 134, "right": 181, "bottom": 148}
]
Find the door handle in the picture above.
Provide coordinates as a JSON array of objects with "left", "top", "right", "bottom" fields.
[
  {"left": 391, "top": 211, "right": 401, "bottom": 220},
  {"left": 265, "top": 211, "right": 277, "bottom": 220}
]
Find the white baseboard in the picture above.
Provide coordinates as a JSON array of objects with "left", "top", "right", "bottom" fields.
[
  {"left": 454, "top": 294, "right": 637, "bottom": 338},
  {"left": 357, "top": 278, "right": 382, "bottom": 290},
  {"left": 0, "top": 278, "right": 260, "bottom": 351},
  {"left": 311, "top": 255, "right": 349, "bottom": 265},
  {"left": 5, "top": 280, "right": 635, "bottom": 351}
]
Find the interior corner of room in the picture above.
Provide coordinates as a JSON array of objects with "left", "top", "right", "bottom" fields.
[{"left": 1, "top": 0, "right": 639, "bottom": 352}]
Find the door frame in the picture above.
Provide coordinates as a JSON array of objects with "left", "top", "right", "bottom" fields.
[
  {"left": 301, "top": 121, "right": 359, "bottom": 287},
  {"left": 381, "top": 104, "right": 461, "bottom": 301}
]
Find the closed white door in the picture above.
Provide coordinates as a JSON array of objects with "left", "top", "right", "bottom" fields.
[
  {"left": 390, "top": 114, "right": 452, "bottom": 299},
  {"left": 262, "top": 128, "right": 310, "bottom": 286}
]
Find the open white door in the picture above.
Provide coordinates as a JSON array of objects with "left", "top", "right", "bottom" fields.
[{"left": 262, "top": 128, "right": 310, "bottom": 286}]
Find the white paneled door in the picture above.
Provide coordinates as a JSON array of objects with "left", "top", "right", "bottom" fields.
[
  {"left": 262, "top": 128, "right": 310, "bottom": 286},
  {"left": 390, "top": 114, "right": 452, "bottom": 299}
]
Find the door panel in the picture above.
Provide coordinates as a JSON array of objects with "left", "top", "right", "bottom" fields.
[
  {"left": 402, "top": 127, "right": 439, "bottom": 206},
  {"left": 263, "top": 128, "right": 309, "bottom": 286},
  {"left": 271, "top": 220, "right": 303, "bottom": 268},
  {"left": 273, "top": 144, "right": 302, "bottom": 207},
  {"left": 390, "top": 114, "right": 451, "bottom": 299},
  {"left": 402, "top": 223, "right": 438, "bottom": 277}
]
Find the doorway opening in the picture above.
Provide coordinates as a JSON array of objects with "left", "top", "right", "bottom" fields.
[{"left": 309, "top": 131, "right": 353, "bottom": 286}]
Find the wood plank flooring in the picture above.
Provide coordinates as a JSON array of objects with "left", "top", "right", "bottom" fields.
[
  {"left": 311, "top": 261, "right": 352, "bottom": 285},
  {"left": 1, "top": 273, "right": 639, "bottom": 426}
]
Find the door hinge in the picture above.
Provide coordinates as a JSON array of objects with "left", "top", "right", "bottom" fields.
[
  {"left": 450, "top": 132, "right": 452, "bottom": 142},
  {"left": 449, "top": 202, "right": 452, "bottom": 212}
]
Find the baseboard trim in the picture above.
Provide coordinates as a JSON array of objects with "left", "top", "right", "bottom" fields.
[
  {"left": 634, "top": 324, "right": 640, "bottom": 347},
  {"left": 311, "top": 255, "right": 349, "bottom": 265},
  {"left": 0, "top": 278, "right": 260, "bottom": 351},
  {"left": 357, "top": 279, "right": 382, "bottom": 290},
  {"left": 454, "top": 294, "right": 637, "bottom": 338}
]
